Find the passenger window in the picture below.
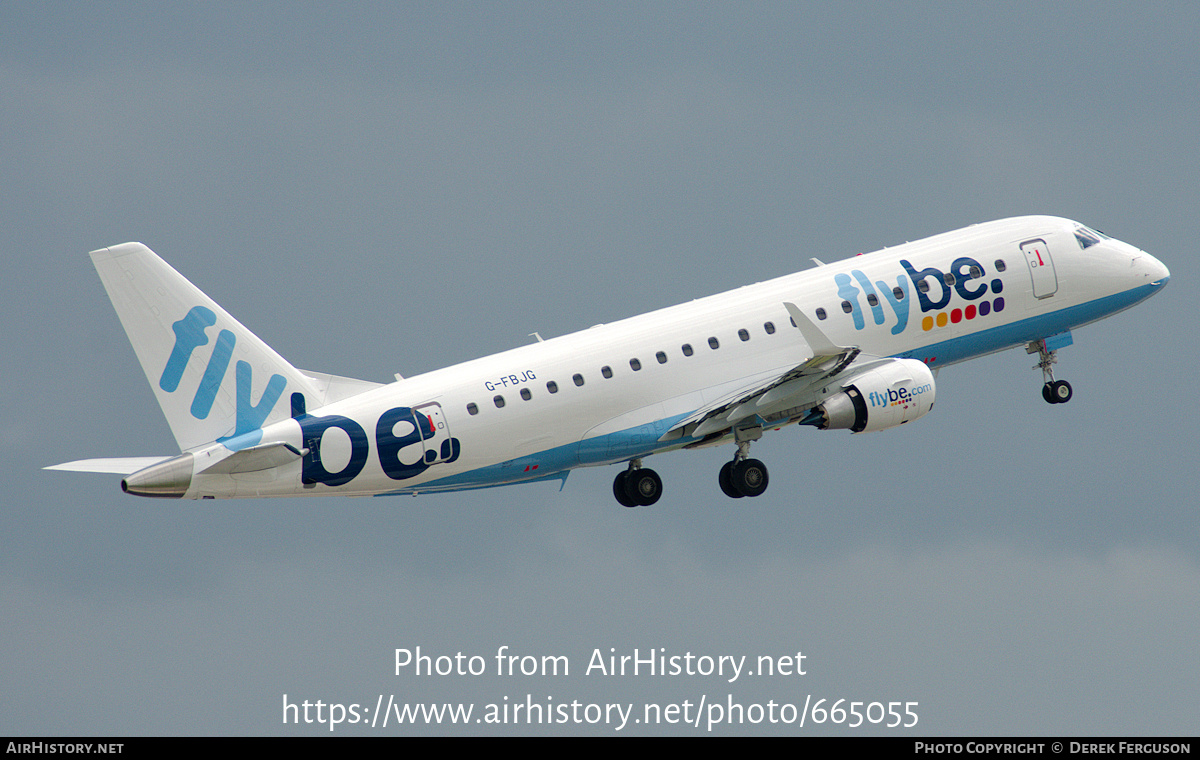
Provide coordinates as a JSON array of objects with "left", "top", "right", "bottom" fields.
[
  {"left": 656, "top": 351, "right": 667, "bottom": 364},
  {"left": 738, "top": 328, "right": 750, "bottom": 342},
  {"left": 815, "top": 309, "right": 826, "bottom": 321},
  {"left": 493, "top": 395, "right": 506, "bottom": 409},
  {"left": 630, "top": 358, "right": 642, "bottom": 371},
  {"left": 995, "top": 259, "right": 1007, "bottom": 272},
  {"left": 572, "top": 374, "right": 585, "bottom": 387},
  {"left": 892, "top": 286, "right": 904, "bottom": 300},
  {"left": 467, "top": 402, "right": 479, "bottom": 416},
  {"left": 841, "top": 301, "right": 853, "bottom": 314},
  {"left": 866, "top": 293, "right": 878, "bottom": 307},
  {"left": 918, "top": 279, "right": 930, "bottom": 293},
  {"left": 764, "top": 321, "right": 776, "bottom": 334},
  {"left": 708, "top": 337, "right": 720, "bottom": 350},
  {"left": 969, "top": 265, "right": 982, "bottom": 278},
  {"left": 601, "top": 365, "right": 613, "bottom": 379},
  {"left": 943, "top": 272, "right": 956, "bottom": 286},
  {"left": 520, "top": 388, "right": 531, "bottom": 401},
  {"left": 682, "top": 343, "right": 694, "bottom": 357},
  {"left": 547, "top": 381, "right": 559, "bottom": 394}
]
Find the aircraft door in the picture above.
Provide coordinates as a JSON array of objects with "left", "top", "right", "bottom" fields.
[
  {"left": 414, "top": 402, "right": 460, "bottom": 464},
  {"left": 1020, "top": 238, "right": 1058, "bottom": 299}
]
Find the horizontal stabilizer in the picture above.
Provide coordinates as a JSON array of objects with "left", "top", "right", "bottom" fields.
[{"left": 45, "top": 457, "right": 172, "bottom": 475}]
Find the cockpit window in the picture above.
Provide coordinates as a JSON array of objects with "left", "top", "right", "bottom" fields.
[{"left": 1074, "top": 225, "right": 1109, "bottom": 250}]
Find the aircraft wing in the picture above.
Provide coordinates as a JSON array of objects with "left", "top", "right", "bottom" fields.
[{"left": 661, "top": 302, "right": 862, "bottom": 441}]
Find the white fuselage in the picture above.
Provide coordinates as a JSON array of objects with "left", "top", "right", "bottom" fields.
[{"left": 174, "top": 216, "right": 1168, "bottom": 499}]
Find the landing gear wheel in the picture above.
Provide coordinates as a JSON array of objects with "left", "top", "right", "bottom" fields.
[
  {"left": 1050, "top": 380, "right": 1072, "bottom": 404},
  {"left": 1031, "top": 339, "right": 1071, "bottom": 406},
  {"left": 613, "top": 471, "right": 636, "bottom": 508},
  {"left": 1042, "top": 380, "right": 1072, "bottom": 404},
  {"left": 732, "top": 458, "right": 769, "bottom": 497},
  {"left": 718, "top": 461, "right": 744, "bottom": 499},
  {"left": 624, "top": 468, "right": 662, "bottom": 506}
]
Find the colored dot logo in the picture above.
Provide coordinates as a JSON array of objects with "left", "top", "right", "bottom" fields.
[{"left": 921, "top": 280, "right": 1005, "bottom": 331}]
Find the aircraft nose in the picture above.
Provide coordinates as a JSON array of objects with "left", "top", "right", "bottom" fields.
[{"left": 1137, "top": 250, "right": 1170, "bottom": 287}]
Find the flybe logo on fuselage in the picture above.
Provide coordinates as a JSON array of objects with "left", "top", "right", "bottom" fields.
[
  {"left": 834, "top": 257, "right": 1005, "bottom": 335},
  {"left": 162, "top": 305, "right": 462, "bottom": 487},
  {"left": 160, "top": 305, "right": 286, "bottom": 446}
]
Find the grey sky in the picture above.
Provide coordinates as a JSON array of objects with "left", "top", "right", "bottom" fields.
[{"left": 3, "top": 2, "right": 1197, "bottom": 735}]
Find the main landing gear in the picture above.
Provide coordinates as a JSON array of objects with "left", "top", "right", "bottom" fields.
[
  {"left": 718, "top": 458, "right": 769, "bottom": 498},
  {"left": 611, "top": 427, "right": 774, "bottom": 506},
  {"left": 1029, "top": 338, "right": 1073, "bottom": 404},
  {"left": 718, "top": 429, "right": 770, "bottom": 499},
  {"left": 613, "top": 459, "right": 662, "bottom": 508}
]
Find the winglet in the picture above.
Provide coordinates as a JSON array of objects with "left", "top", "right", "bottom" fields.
[{"left": 783, "top": 302, "right": 844, "bottom": 357}]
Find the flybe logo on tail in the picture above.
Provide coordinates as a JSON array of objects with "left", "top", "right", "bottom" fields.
[
  {"left": 160, "top": 306, "right": 287, "bottom": 445},
  {"left": 835, "top": 257, "right": 1005, "bottom": 334}
]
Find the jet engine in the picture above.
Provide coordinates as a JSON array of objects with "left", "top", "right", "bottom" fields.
[{"left": 808, "top": 359, "right": 936, "bottom": 433}]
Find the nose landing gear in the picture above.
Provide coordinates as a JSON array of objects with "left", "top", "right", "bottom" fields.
[{"left": 1029, "top": 338, "right": 1073, "bottom": 404}]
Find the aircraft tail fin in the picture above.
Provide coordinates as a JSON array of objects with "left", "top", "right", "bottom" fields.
[{"left": 90, "top": 243, "right": 323, "bottom": 452}]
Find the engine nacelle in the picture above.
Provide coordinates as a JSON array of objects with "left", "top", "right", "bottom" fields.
[{"left": 813, "top": 359, "right": 936, "bottom": 433}]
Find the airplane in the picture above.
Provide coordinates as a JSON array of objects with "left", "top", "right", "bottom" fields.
[{"left": 48, "top": 216, "right": 1169, "bottom": 506}]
